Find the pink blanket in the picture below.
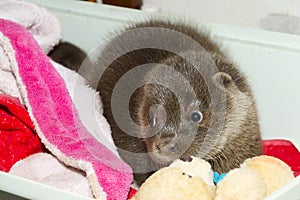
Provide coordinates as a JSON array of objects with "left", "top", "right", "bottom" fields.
[{"left": 0, "top": 18, "right": 132, "bottom": 200}]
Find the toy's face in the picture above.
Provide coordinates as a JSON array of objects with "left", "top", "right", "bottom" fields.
[{"left": 133, "top": 166, "right": 214, "bottom": 200}]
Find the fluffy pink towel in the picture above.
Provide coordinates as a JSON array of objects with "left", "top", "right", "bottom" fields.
[{"left": 0, "top": 19, "right": 133, "bottom": 200}]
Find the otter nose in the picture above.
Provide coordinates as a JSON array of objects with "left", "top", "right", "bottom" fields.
[
  {"left": 168, "top": 142, "right": 179, "bottom": 153},
  {"left": 156, "top": 140, "right": 180, "bottom": 154}
]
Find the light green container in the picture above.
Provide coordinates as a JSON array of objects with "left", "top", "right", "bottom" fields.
[{"left": 1, "top": 0, "right": 299, "bottom": 199}]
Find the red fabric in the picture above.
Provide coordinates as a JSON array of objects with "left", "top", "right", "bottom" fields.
[
  {"left": 0, "top": 94, "right": 45, "bottom": 172},
  {"left": 127, "top": 188, "right": 137, "bottom": 199},
  {"left": 263, "top": 139, "right": 300, "bottom": 177}
]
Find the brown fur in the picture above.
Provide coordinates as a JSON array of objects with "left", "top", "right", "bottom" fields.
[
  {"left": 92, "top": 19, "right": 262, "bottom": 185},
  {"left": 48, "top": 41, "right": 87, "bottom": 72}
]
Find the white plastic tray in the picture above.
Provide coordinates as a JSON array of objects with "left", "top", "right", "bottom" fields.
[
  {"left": 0, "top": 171, "right": 93, "bottom": 200},
  {"left": 1, "top": 0, "right": 299, "bottom": 199}
]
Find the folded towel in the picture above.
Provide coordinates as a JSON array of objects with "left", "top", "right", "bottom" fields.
[
  {"left": 10, "top": 153, "right": 94, "bottom": 197},
  {"left": 0, "top": 18, "right": 133, "bottom": 200},
  {"left": 52, "top": 61, "right": 119, "bottom": 157},
  {"left": 0, "top": 0, "right": 60, "bottom": 53},
  {"left": 0, "top": 0, "right": 61, "bottom": 103}
]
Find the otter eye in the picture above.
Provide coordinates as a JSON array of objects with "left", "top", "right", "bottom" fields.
[
  {"left": 149, "top": 115, "right": 156, "bottom": 127},
  {"left": 190, "top": 111, "right": 203, "bottom": 123}
]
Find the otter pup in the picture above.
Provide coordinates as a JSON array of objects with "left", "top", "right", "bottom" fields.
[{"left": 81, "top": 20, "right": 262, "bottom": 185}]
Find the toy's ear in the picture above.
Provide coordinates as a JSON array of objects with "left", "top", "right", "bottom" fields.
[
  {"left": 180, "top": 155, "right": 193, "bottom": 162},
  {"left": 212, "top": 72, "right": 233, "bottom": 90}
]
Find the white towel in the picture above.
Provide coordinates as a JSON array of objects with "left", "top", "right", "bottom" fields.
[
  {"left": 0, "top": 0, "right": 60, "bottom": 53},
  {"left": 0, "top": 0, "right": 61, "bottom": 102}
]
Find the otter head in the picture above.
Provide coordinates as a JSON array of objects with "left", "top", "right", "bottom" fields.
[
  {"left": 136, "top": 50, "right": 252, "bottom": 169},
  {"left": 136, "top": 51, "right": 214, "bottom": 167}
]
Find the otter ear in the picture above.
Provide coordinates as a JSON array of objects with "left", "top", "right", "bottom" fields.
[{"left": 212, "top": 72, "right": 233, "bottom": 90}]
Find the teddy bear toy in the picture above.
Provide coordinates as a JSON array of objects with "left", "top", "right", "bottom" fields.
[{"left": 131, "top": 155, "right": 295, "bottom": 200}]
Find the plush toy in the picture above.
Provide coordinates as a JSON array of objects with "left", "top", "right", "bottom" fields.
[
  {"left": 132, "top": 155, "right": 295, "bottom": 200},
  {"left": 215, "top": 155, "right": 295, "bottom": 200},
  {"left": 131, "top": 157, "right": 215, "bottom": 200},
  {"left": 241, "top": 155, "right": 295, "bottom": 195}
]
